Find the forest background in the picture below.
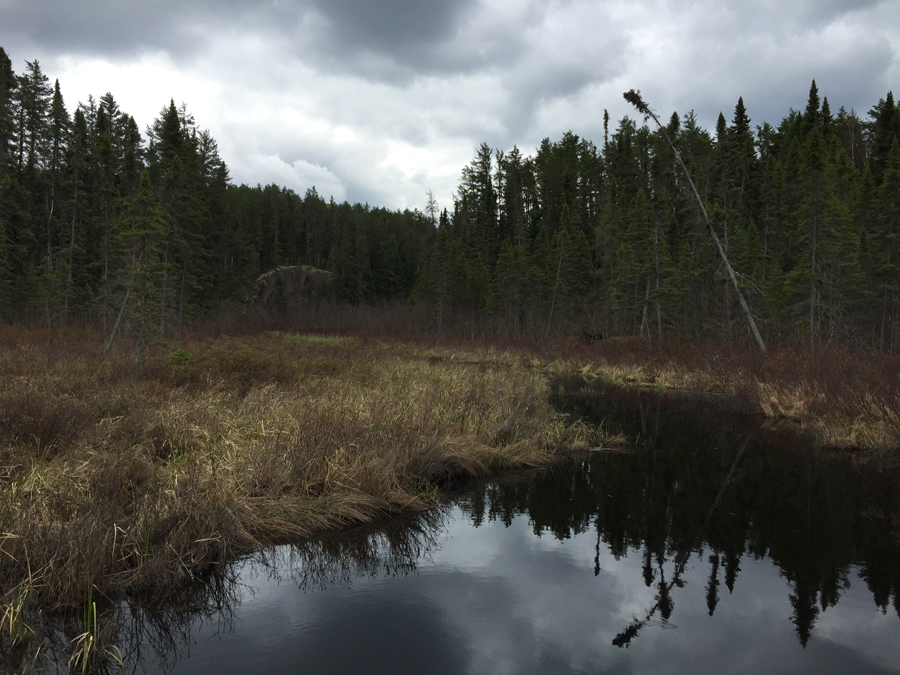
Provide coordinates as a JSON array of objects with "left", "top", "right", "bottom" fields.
[{"left": 2, "top": 46, "right": 900, "bottom": 351}]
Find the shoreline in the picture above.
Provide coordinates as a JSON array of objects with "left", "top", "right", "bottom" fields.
[
  {"left": 1, "top": 326, "right": 898, "bottom": 666},
  {"left": 0, "top": 330, "right": 599, "bottom": 618}
]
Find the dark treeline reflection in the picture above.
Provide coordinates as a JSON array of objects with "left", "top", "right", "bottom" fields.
[{"left": 459, "top": 382, "right": 900, "bottom": 648}]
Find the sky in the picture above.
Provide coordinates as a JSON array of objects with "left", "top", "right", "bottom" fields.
[{"left": 2, "top": 0, "right": 899, "bottom": 212}]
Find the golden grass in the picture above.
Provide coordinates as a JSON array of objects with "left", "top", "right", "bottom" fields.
[{"left": 0, "top": 330, "right": 597, "bottom": 620}]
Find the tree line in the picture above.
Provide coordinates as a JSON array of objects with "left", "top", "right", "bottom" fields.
[
  {"left": 417, "top": 84, "right": 900, "bottom": 349},
  {"left": 0, "top": 47, "right": 432, "bottom": 348},
  {"left": 2, "top": 45, "right": 899, "bottom": 349}
]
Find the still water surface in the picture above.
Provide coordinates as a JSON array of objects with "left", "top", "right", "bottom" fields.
[{"left": 71, "top": 391, "right": 900, "bottom": 673}]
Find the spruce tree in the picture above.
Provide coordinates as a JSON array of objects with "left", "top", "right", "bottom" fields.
[
  {"left": 875, "top": 138, "right": 900, "bottom": 349},
  {"left": 0, "top": 47, "right": 16, "bottom": 179},
  {"left": 108, "top": 170, "right": 166, "bottom": 358},
  {"left": 16, "top": 59, "right": 52, "bottom": 169},
  {"left": 868, "top": 92, "right": 899, "bottom": 184}
]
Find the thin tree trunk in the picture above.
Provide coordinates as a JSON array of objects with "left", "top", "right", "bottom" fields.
[
  {"left": 654, "top": 214, "right": 662, "bottom": 339},
  {"left": 105, "top": 254, "right": 136, "bottom": 356},
  {"left": 102, "top": 199, "right": 110, "bottom": 333},
  {"left": 64, "top": 167, "right": 78, "bottom": 324},
  {"left": 810, "top": 202, "right": 818, "bottom": 350},
  {"left": 545, "top": 232, "right": 565, "bottom": 338},
  {"left": 159, "top": 243, "right": 169, "bottom": 337},
  {"left": 178, "top": 262, "right": 186, "bottom": 334},
  {"left": 623, "top": 91, "right": 768, "bottom": 355},
  {"left": 44, "top": 194, "right": 54, "bottom": 327},
  {"left": 640, "top": 277, "right": 651, "bottom": 342}
]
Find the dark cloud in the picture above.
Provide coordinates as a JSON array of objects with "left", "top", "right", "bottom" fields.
[
  {"left": 3, "top": 0, "right": 899, "bottom": 209},
  {"left": 2, "top": 0, "right": 208, "bottom": 58},
  {"left": 309, "top": 0, "right": 474, "bottom": 56},
  {"left": 297, "top": 1, "right": 534, "bottom": 85},
  {"left": 2, "top": 0, "right": 523, "bottom": 84}
]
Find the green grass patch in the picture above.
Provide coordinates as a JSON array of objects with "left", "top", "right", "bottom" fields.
[{"left": 272, "top": 332, "right": 354, "bottom": 347}]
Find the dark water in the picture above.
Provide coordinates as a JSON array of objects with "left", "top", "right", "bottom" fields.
[{"left": 19, "top": 387, "right": 900, "bottom": 674}]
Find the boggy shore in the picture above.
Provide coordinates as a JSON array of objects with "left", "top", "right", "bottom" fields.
[{"left": 1, "top": 326, "right": 899, "bottom": 668}]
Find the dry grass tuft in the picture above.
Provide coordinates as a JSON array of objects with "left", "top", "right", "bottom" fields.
[{"left": 0, "top": 329, "right": 596, "bottom": 623}]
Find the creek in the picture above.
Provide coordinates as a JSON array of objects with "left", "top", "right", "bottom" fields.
[{"left": 25, "top": 385, "right": 900, "bottom": 674}]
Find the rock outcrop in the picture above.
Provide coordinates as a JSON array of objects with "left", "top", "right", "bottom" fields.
[{"left": 255, "top": 266, "right": 333, "bottom": 311}]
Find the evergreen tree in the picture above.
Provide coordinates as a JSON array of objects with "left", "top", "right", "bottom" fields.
[
  {"left": 16, "top": 59, "right": 52, "bottom": 168},
  {"left": 868, "top": 92, "right": 899, "bottom": 183},
  {"left": 0, "top": 49, "right": 16, "bottom": 313},
  {"left": 36, "top": 80, "right": 71, "bottom": 326},
  {"left": 108, "top": 171, "right": 166, "bottom": 358},
  {"left": 63, "top": 107, "right": 90, "bottom": 321},
  {"left": 0, "top": 47, "right": 16, "bottom": 179}
]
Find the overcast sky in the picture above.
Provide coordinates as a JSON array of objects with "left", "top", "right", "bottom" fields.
[{"left": 3, "top": 0, "right": 899, "bottom": 211}]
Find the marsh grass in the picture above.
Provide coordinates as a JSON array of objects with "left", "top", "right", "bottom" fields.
[
  {"left": 0, "top": 583, "right": 32, "bottom": 646},
  {"left": 67, "top": 587, "right": 123, "bottom": 674},
  {"left": 0, "top": 329, "right": 596, "bottom": 628},
  {"left": 3, "top": 324, "right": 898, "bottom": 666},
  {"left": 563, "top": 336, "right": 900, "bottom": 455}
]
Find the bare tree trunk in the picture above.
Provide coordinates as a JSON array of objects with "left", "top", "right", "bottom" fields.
[
  {"left": 624, "top": 90, "right": 768, "bottom": 355},
  {"left": 178, "top": 262, "right": 186, "bottom": 335},
  {"left": 810, "top": 199, "right": 818, "bottom": 351},
  {"left": 44, "top": 194, "right": 54, "bottom": 328},
  {"left": 654, "top": 213, "right": 662, "bottom": 339},
  {"left": 545, "top": 232, "right": 565, "bottom": 338},
  {"left": 102, "top": 200, "right": 110, "bottom": 333},
  {"left": 64, "top": 168, "right": 78, "bottom": 324},
  {"left": 640, "top": 277, "right": 651, "bottom": 342},
  {"left": 159, "top": 243, "right": 169, "bottom": 337},
  {"left": 105, "top": 254, "right": 136, "bottom": 356}
]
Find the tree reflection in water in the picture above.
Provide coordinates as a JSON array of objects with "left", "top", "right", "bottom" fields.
[{"left": 5, "top": 384, "right": 898, "bottom": 673}]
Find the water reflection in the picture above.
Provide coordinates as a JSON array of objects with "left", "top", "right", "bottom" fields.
[
  {"left": 8, "top": 387, "right": 900, "bottom": 674},
  {"left": 543, "top": 381, "right": 900, "bottom": 649}
]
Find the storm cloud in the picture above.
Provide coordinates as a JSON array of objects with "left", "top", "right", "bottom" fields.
[{"left": 2, "top": 0, "right": 898, "bottom": 209}]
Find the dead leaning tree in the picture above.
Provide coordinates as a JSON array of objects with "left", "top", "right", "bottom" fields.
[{"left": 623, "top": 90, "right": 768, "bottom": 356}]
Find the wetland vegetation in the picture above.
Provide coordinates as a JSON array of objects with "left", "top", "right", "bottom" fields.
[
  {"left": 0, "top": 325, "right": 899, "bottom": 671},
  {"left": 4, "top": 364, "right": 898, "bottom": 674},
  {"left": 3, "top": 43, "right": 900, "bottom": 672}
]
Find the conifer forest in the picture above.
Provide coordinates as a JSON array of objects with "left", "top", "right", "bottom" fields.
[{"left": 2, "top": 45, "right": 900, "bottom": 351}]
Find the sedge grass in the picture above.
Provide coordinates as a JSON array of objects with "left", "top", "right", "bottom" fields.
[
  {"left": 563, "top": 336, "right": 900, "bottom": 456},
  {"left": 0, "top": 330, "right": 597, "bottom": 621},
  {"left": 67, "top": 586, "right": 123, "bottom": 675}
]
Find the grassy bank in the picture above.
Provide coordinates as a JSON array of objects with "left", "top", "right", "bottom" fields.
[
  {"left": 556, "top": 336, "right": 900, "bottom": 458},
  {"left": 3, "top": 325, "right": 899, "bottom": 668},
  {"left": 0, "top": 328, "right": 597, "bottom": 620}
]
